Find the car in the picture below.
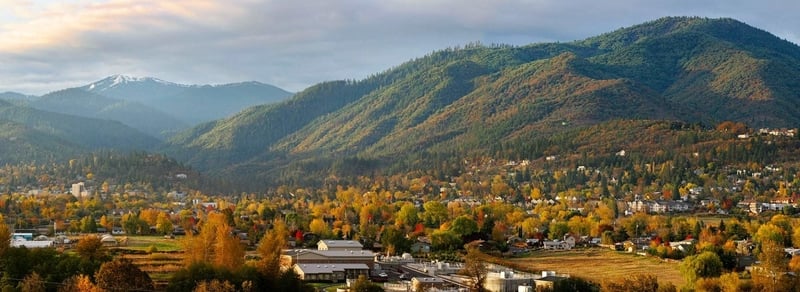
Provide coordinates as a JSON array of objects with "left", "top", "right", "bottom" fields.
[
  {"left": 378, "top": 272, "right": 388, "bottom": 278},
  {"left": 399, "top": 273, "right": 408, "bottom": 280}
]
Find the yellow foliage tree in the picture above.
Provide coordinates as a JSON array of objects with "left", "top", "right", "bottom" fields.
[
  {"left": 257, "top": 220, "right": 288, "bottom": 277},
  {"left": 182, "top": 212, "right": 244, "bottom": 270}
]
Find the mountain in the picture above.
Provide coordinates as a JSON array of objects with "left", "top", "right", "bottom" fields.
[
  {"left": 164, "top": 17, "right": 800, "bottom": 185},
  {"left": 80, "top": 75, "right": 294, "bottom": 125},
  {"left": 0, "top": 91, "right": 35, "bottom": 101},
  {"left": 29, "top": 88, "right": 188, "bottom": 139},
  {"left": 0, "top": 101, "right": 160, "bottom": 163}
]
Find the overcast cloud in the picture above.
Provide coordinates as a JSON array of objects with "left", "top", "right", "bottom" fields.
[{"left": 0, "top": 0, "right": 797, "bottom": 95}]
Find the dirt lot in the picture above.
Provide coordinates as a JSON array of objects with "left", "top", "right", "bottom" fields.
[{"left": 503, "top": 248, "right": 685, "bottom": 287}]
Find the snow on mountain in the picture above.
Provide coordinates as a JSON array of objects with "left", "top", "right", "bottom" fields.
[{"left": 84, "top": 74, "right": 188, "bottom": 92}]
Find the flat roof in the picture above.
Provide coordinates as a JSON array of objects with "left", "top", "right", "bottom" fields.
[
  {"left": 294, "top": 263, "right": 369, "bottom": 274},
  {"left": 319, "top": 240, "right": 363, "bottom": 248}
]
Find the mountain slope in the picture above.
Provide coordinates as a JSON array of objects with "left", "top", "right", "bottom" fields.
[
  {"left": 163, "top": 17, "right": 800, "bottom": 184},
  {"left": 30, "top": 88, "right": 187, "bottom": 138},
  {"left": 0, "top": 101, "right": 160, "bottom": 154},
  {"left": 0, "top": 121, "right": 84, "bottom": 164},
  {"left": 80, "top": 75, "right": 293, "bottom": 125}
]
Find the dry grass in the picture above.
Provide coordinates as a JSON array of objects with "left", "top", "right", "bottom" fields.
[{"left": 504, "top": 248, "right": 685, "bottom": 287}]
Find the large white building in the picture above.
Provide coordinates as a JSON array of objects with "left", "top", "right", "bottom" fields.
[
  {"left": 317, "top": 240, "right": 363, "bottom": 251},
  {"left": 71, "top": 182, "right": 89, "bottom": 198},
  {"left": 293, "top": 263, "right": 369, "bottom": 282}
]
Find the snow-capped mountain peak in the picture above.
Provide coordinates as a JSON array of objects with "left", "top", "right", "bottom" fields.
[{"left": 84, "top": 74, "right": 184, "bottom": 92}]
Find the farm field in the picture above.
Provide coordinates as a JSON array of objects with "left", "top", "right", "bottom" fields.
[
  {"left": 111, "top": 236, "right": 186, "bottom": 287},
  {"left": 504, "top": 248, "right": 685, "bottom": 287},
  {"left": 119, "top": 235, "right": 184, "bottom": 252}
]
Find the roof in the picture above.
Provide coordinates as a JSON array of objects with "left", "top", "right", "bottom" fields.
[
  {"left": 294, "top": 263, "right": 369, "bottom": 274},
  {"left": 11, "top": 239, "right": 53, "bottom": 248},
  {"left": 284, "top": 249, "right": 375, "bottom": 258},
  {"left": 536, "top": 276, "right": 567, "bottom": 282},
  {"left": 311, "top": 250, "right": 374, "bottom": 257},
  {"left": 412, "top": 277, "right": 444, "bottom": 283},
  {"left": 318, "top": 240, "right": 363, "bottom": 249}
]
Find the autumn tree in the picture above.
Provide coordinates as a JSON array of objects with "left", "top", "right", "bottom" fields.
[
  {"left": 460, "top": 248, "right": 488, "bottom": 292},
  {"left": 600, "top": 274, "right": 659, "bottom": 292},
  {"left": 680, "top": 251, "right": 723, "bottom": 287},
  {"left": 59, "top": 274, "right": 102, "bottom": 292},
  {"left": 257, "top": 220, "right": 288, "bottom": 277},
  {"left": 75, "top": 235, "right": 108, "bottom": 263},
  {"left": 449, "top": 215, "right": 478, "bottom": 237},
  {"left": 183, "top": 212, "right": 244, "bottom": 270},
  {"left": 18, "top": 272, "right": 45, "bottom": 292},
  {"left": 394, "top": 202, "right": 419, "bottom": 228},
  {"left": 421, "top": 201, "right": 448, "bottom": 226},
  {"left": 0, "top": 215, "right": 10, "bottom": 257},
  {"left": 95, "top": 258, "right": 154, "bottom": 291},
  {"left": 193, "top": 279, "right": 236, "bottom": 292},
  {"left": 156, "top": 212, "right": 174, "bottom": 235}
]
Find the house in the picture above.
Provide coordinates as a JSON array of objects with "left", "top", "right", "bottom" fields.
[
  {"left": 293, "top": 263, "right": 369, "bottom": 282},
  {"left": 542, "top": 240, "right": 571, "bottom": 250}
]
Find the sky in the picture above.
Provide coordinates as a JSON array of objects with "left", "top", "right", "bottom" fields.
[{"left": 0, "top": 0, "right": 797, "bottom": 95}]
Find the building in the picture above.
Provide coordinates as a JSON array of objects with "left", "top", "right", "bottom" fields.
[
  {"left": 534, "top": 271, "right": 568, "bottom": 290},
  {"left": 293, "top": 263, "right": 369, "bottom": 282},
  {"left": 317, "top": 240, "right": 363, "bottom": 251},
  {"left": 282, "top": 249, "right": 376, "bottom": 270},
  {"left": 485, "top": 271, "right": 535, "bottom": 292},
  {"left": 71, "top": 182, "right": 89, "bottom": 198}
]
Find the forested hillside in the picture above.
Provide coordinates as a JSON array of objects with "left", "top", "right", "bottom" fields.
[
  {"left": 163, "top": 17, "right": 800, "bottom": 188},
  {"left": 0, "top": 101, "right": 160, "bottom": 164},
  {"left": 30, "top": 89, "right": 188, "bottom": 138}
]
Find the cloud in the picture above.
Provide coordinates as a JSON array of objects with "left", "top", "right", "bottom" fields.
[{"left": 0, "top": 0, "right": 797, "bottom": 94}]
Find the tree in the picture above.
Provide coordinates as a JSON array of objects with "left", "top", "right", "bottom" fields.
[
  {"left": 80, "top": 216, "right": 98, "bottom": 233},
  {"left": 183, "top": 212, "right": 244, "bottom": 270},
  {"left": 460, "top": 248, "right": 488, "bottom": 292},
  {"left": 680, "top": 251, "right": 723, "bottom": 287},
  {"left": 718, "top": 272, "right": 741, "bottom": 292},
  {"left": 381, "top": 225, "right": 411, "bottom": 256},
  {"left": 600, "top": 274, "right": 658, "bottom": 292},
  {"left": 395, "top": 202, "right": 419, "bottom": 228},
  {"left": 95, "top": 258, "right": 154, "bottom": 291},
  {"left": 548, "top": 221, "right": 570, "bottom": 240},
  {"left": 350, "top": 275, "right": 383, "bottom": 292},
  {"left": 19, "top": 272, "right": 45, "bottom": 292},
  {"left": 449, "top": 215, "right": 478, "bottom": 237},
  {"left": 308, "top": 218, "right": 329, "bottom": 237},
  {"left": 257, "top": 220, "right": 288, "bottom": 278},
  {"left": 421, "top": 201, "right": 448, "bottom": 226},
  {"left": 0, "top": 215, "right": 10, "bottom": 257},
  {"left": 754, "top": 238, "right": 787, "bottom": 288},
  {"left": 75, "top": 235, "right": 107, "bottom": 263},
  {"left": 430, "top": 230, "right": 462, "bottom": 251},
  {"left": 59, "top": 274, "right": 102, "bottom": 292},
  {"left": 193, "top": 279, "right": 235, "bottom": 292},
  {"left": 156, "top": 212, "right": 174, "bottom": 235}
]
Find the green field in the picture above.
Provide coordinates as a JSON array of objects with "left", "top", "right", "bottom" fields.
[
  {"left": 503, "top": 248, "right": 685, "bottom": 287},
  {"left": 118, "top": 235, "right": 184, "bottom": 252}
]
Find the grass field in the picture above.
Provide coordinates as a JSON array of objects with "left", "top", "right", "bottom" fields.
[
  {"left": 503, "top": 248, "right": 685, "bottom": 287},
  {"left": 121, "top": 235, "right": 183, "bottom": 252}
]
